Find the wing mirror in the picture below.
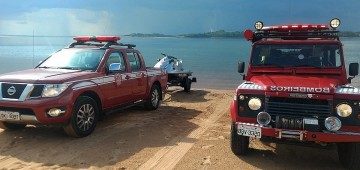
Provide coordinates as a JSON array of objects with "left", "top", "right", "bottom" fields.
[
  {"left": 348, "top": 63, "right": 359, "bottom": 83},
  {"left": 238, "top": 61, "right": 245, "bottom": 73},
  {"left": 109, "top": 63, "right": 123, "bottom": 72}
]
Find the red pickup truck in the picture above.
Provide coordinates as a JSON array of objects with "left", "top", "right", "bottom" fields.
[
  {"left": 0, "top": 36, "right": 168, "bottom": 137},
  {"left": 231, "top": 19, "right": 360, "bottom": 169}
]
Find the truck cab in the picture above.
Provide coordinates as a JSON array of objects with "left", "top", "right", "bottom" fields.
[{"left": 230, "top": 19, "right": 360, "bottom": 169}]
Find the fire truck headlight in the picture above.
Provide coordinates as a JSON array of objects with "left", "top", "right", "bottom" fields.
[
  {"left": 325, "top": 117, "right": 341, "bottom": 131},
  {"left": 248, "top": 98, "right": 262, "bottom": 110},
  {"left": 336, "top": 103, "right": 352, "bottom": 117},
  {"left": 254, "top": 21, "right": 263, "bottom": 30},
  {"left": 330, "top": 18, "right": 341, "bottom": 28}
]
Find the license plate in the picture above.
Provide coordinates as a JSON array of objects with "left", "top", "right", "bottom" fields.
[
  {"left": 304, "top": 118, "right": 318, "bottom": 125},
  {"left": 237, "top": 124, "right": 261, "bottom": 138},
  {"left": 0, "top": 111, "right": 20, "bottom": 120}
]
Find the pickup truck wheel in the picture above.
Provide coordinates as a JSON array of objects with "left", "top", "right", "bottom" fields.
[
  {"left": 337, "top": 142, "right": 360, "bottom": 170},
  {"left": 183, "top": 78, "right": 191, "bottom": 92},
  {"left": 145, "top": 85, "right": 161, "bottom": 110},
  {"left": 0, "top": 122, "right": 26, "bottom": 130},
  {"left": 63, "top": 96, "right": 99, "bottom": 137},
  {"left": 230, "top": 122, "right": 249, "bottom": 155}
]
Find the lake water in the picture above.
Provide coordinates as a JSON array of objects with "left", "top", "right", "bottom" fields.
[{"left": 0, "top": 36, "right": 359, "bottom": 89}]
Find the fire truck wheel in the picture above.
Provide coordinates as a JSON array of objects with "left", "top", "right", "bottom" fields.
[
  {"left": 183, "top": 78, "right": 191, "bottom": 92},
  {"left": 337, "top": 142, "right": 360, "bottom": 170},
  {"left": 63, "top": 96, "right": 99, "bottom": 137},
  {"left": 0, "top": 121, "right": 26, "bottom": 130},
  {"left": 145, "top": 84, "right": 161, "bottom": 110},
  {"left": 230, "top": 122, "right": 249, "bottom": 155}
]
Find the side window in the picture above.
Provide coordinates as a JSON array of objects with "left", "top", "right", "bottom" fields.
[
  {"left": 127, "top": 52, "right": 142, "bottom": 71},
  {"left": 107, "top": 52, "right": 126, "bottom": 71}
]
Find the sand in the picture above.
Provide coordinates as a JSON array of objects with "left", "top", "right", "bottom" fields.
[{"left": 1, "top": 80, "right": 359, "bottom": 169}]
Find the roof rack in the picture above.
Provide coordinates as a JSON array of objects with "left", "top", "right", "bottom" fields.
[
  {"left": 253, "top": 29, "right": 339, "bottom": 42},
  {"left": 244, "top": 18, "right": 342, "bottom": 42}
]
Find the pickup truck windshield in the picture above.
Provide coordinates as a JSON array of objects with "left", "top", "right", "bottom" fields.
[
  {"left": 38, "top": 49, "right": 105, "bottom": 71},
  {"left": 251, "top": 44, "right": 342, "bottom": 68}
]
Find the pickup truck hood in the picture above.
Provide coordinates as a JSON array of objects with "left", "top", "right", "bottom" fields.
[
  {"left": 0, "top": 68, "right": 95, "bottom": 84},
  {"left": 250, "top": 75, "right": 340, "bottom": 94}
]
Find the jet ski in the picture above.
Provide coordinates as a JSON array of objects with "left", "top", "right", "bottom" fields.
[{"left": 154, "top": 53, "right": 197, "bottom": 92}]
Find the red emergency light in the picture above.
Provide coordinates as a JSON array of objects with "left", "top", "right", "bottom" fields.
[{"left": 73, "top": 36, "right": 121, "bottom": 42}]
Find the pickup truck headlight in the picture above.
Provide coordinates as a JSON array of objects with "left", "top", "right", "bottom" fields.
[
  {"left": 336, "top": 103, "right": 352, "bottom": 117},
  {"left": 42, "top": 84, "right": 68, "bottom": 97},
  {"left": 248, "top": 97, "right": 262, "bottom": 110}
]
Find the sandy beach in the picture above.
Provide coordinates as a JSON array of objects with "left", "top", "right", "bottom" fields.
[{"left": 0, "top": 77, "right": 359, "bottom": 169}]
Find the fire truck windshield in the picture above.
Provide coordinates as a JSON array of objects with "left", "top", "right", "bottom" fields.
[{"left": 251, "top": 44, "right": 342, "bottom": 68}]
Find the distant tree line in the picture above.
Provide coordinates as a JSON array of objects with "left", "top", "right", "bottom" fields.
[{"left": 127, "top": 30, "right": 360, "bottom": 38}]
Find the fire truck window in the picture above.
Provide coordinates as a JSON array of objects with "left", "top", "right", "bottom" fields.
[{"left": 251, "top": 44, "right": 342, "bottom": 68}]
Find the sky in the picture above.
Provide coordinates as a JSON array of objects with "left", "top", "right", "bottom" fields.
[{"left": 0, "top": 0, "right": 360, "bottom": 36}]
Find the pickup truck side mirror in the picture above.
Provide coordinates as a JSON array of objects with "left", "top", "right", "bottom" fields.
[
  {"left": 108, "top": 63, "right": 123, "bottom": 73},
  {"left": 348, "top": 63, "right": 359, "bottom": 83}
]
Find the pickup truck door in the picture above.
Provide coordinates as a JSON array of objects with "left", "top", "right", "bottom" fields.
[
  {"left": 125, "top": 52, "right": 147, "bottom": 101},
  {"left": 100, "top": 52, "right": 131, "bottom": 107}
]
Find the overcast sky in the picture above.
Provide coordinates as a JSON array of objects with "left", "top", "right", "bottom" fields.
[{"left": 0, "top": 0, "right": 359, "bottom": 36}]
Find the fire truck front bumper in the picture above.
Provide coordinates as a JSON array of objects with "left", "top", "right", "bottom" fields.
[{"left": 235, "top": 122, "right": 360, "bottom": 143}]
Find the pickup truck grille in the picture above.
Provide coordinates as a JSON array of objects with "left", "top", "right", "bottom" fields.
[
  {"left": 1, "top": 83, "right": 27, "bottom": 99},
  {"left": 266, "top": 97, "right": 332, "bottom": 131},
  {"left": 1, "top": 83, "right": 44, "bottom": 100}
]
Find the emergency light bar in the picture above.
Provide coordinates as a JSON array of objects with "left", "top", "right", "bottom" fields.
[
  {"left": 73, "top": 36, "right": 120, "bottom": 42},
  {"left": 68, "top": 36, "right": 135, "bottom": 49}
]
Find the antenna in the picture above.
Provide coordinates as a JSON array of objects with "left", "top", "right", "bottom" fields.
[{"left": 32, "top": 30, "right": 34, "bottom": 67}]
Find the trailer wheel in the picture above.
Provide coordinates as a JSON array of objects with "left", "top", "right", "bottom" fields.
[
  {"left": 230, "top": 122, "right": 249, "bottom": 155},
  {"left": 337, "top": 142, "right": 360, "bottom": 170},
  {"left": 0, "top": 122, "right": 26, "bottom": 130},
  {"left": 183, "top": 78, "right": 191, "bottom": 92},
  {"left": 63, "top": 96, "right": 99, "bottom": 137},
  {"left": 145, "top": 84, "right": 161, "bottom": 110}
]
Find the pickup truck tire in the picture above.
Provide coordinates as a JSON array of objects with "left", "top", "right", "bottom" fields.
[
  {"left": 63, "top": 96, "right": 99, "bottom": 137},
  {"left": 145, "top": 85, "right": 161, "bottom": 110},
  {"left": 0, "top": 122, "right": 26, "bottom": 130},
  {"left": 230, "top": 122, "right": 249, "bottom": 155},
  {"left": 183, "top": 78, "right": 191, "bottom": 92},
  {"left": 337, "top": 142, "right": 360, "bottom": 170}
]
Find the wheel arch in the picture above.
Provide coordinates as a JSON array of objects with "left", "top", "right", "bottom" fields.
[
  {"left": 78, "top": 90, "right": 103, "bottom": 114},
  {"left": 152, "top": 80, "right": 163, "bottom": 100}
]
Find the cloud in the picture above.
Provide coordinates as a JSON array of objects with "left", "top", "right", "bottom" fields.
[{"left": 0, "top": 8, "right": 116, "bottom": 36}]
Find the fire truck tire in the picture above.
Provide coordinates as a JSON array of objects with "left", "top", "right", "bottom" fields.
[
  {"left": 183, "top": 78, "right": 191, "bottom": 92},
  {"left": 230, "top": 122, "right": 249, "bottom": 155},
  {"left": 0, "top": 121, "right": 26, "bottom": 130},
  {"left": 145, "top": 84, "right": 161, "bottom": 110},
  {"left": 337, "top": 142, "right": 360, "bottom": 170},
  {"left": 63, "top": 96, "right": 99, "bottom": 137}
]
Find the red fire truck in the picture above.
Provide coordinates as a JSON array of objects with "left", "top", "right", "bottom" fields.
[{"left": 230, "top": 19, "right": 360, "bottom": 169}]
